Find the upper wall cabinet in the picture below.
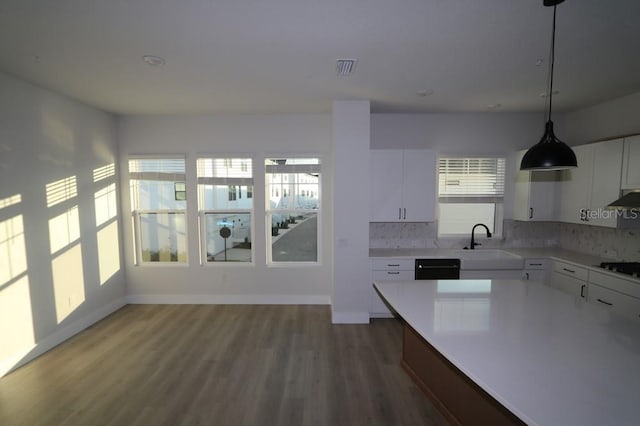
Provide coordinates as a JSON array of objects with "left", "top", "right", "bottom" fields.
[
  {"left": 513, "top": 150, "right": 559, "bottom": 221},
  {"left": 621, "top": 135, "right": 640, "bottom": 189},
  {"left": 558, "top": 139, "right": 624, "bottom": 228},
  {"left": 369, "top": 149, "right": 436, "bottom": 222}
]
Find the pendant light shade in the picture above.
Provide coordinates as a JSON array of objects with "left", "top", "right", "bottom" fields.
[
  {"left": 520, "top": 120, "right": 577, "bottom": 170},
  {"left": 520, "top": 0, "right": 577, "bottom": 171}
]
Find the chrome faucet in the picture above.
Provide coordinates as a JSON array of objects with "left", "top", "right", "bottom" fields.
[{"left": 470, "top": 223, "right": 492, "bottom": 250}]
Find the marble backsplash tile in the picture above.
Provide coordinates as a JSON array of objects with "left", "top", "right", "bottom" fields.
[{"left": 369, "top": 220, "right": 640, "bottom": 261}]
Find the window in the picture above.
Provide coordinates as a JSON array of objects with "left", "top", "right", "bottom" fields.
[
  {"left": 197, "top": 158, "right": 253, "bottom": 263},
  {"left": 437, "top": 157, "right": 506, "bottom": 236},
  {"left": 265, "top": 158, "right": 320, "bottom": 263},
  {"left": 129, "top": 158, "right": 187, "bottom": 263}
]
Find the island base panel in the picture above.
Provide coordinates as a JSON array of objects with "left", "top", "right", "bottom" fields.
[{"left": 401, "top": 322, "right": 524, "bottom": 426}]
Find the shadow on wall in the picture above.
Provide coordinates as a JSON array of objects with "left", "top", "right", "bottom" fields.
[{"left": 0, "top": 161, "right": 124, "bottom": 377}]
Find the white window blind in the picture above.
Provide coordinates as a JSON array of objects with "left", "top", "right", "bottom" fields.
[
  {"left": 438, "top": 158, "right": 506, "bottom": 202},
  {"left": 128, "top": 158, "right": 186, "bottom": 181}
]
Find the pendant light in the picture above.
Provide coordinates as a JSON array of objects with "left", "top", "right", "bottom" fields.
[{"left": 520, "top": 0, "right": 577, "bottom": 171}]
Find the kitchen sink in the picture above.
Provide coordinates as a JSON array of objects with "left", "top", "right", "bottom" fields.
[{"left": 453, "top": 249, "right": 524, "bottom": 270}]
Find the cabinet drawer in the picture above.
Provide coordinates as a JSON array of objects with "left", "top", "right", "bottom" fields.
[
  {"left": 524, "top": 258, "right": 547, "bottom": 270},
  {"left": 589, "top": 271, "right": 640, "bottom": 299},
  {"left": 549, "top": 271, "right": 587, "bottom": 299},
  {"left": 372, "top": 270, "right": 414, "bottom": 281},
  {"left": 372, "top": 258, "right": 414, "bottom": 271},
  {"left": 588, "top": 284, "right": 640, "bottom": 321},
  {"left": 552, "top": 260, "right": 589, "bottom": 281}
]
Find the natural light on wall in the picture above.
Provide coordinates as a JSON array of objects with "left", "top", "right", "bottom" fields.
[
  {"left": 46, "top": 176, "right": 77, "bottom": 208},
  {"left": 94, "top": 164, "right": 121, "bottom": 284},
  {"left": 0, "top": 194, "right": 35, "bottom": 366},
  {"left": 52, "top": 243, "right": 85, "bottom": 324},
  {"left": 49, "top": 206, "right": 80, "bottom": 254},
  {"left": 46, "top": 176, "right": 86, "bottom": 323}
]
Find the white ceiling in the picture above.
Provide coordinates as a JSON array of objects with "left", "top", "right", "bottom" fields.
[{"left": 1, "top": 0, "right": 640, "bottom": 115}]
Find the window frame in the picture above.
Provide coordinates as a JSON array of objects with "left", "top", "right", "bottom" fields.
[
  {"left": 437, "top": 156, "right": 506, "bottom": 239},
  {"left": 265, "top": 156, "right": 322, "bottom": 266},
  {"left": 128, "top": 156, "right": 189, "bottom": 266},
  {"left": 196, "top": 157, "right": 255, "bottom": 265}
]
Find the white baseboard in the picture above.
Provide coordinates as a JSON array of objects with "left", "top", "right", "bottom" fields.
[
  {"left": 0, "top": 297, "right": 127, "bottom": 378},
  {"left": 126, "top": 294, "right": 331, "bottom": 305},
  {"left": 331, "top": 311, "right": 371, "bottom": 324}
]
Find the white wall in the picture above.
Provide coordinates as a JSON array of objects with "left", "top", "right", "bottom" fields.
[
  {"left": 332, "top": 101, "right": 371, "bottom": 323},
  {"left": 0, "top": 72, "right": 125, "bottom": 376},
  {"left": 371, "top": 112, "right": 542, "bottom": 153},
  {"left": 118, "top": 114, "right": 333, "bottom": 303},
  {"left": 556, "top": 91, "right": 640, "bottom": 144}
]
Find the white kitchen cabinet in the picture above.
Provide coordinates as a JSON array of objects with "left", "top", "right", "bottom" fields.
[
  {"left": 558, "top": 139, "right": 623, "bottom": 227},
  {"left": 369, "top": 149, "right": 436, "bottom": 222},
  {"left": 370, "top": 258, "right": 414, "bottom": 317},
  {"left": 513, "top": 150, "right": 559, "bottom": 221},
  {"left": 621, "top": 135, "right": 640, "bottom": 189},
  {"left": 588, "top": 270, "right": 640, "bottom": 321},
  {"left": 549, "top": 260, "right": 587, "bottom": 299},
  {"left": 522, "top": 258, "right": 549, "bottom": 283}
]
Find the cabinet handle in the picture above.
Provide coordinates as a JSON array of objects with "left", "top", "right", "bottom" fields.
[
  {"left": 387, "top": 271, "right": 400, "bottom": 275},
  {"left": 580, "top": 284, "right": 585, "bottom": 298},
  {"left": 529, "top": 207, "right": 533, "bottom": 219},
  {"left": 597, "top": 298, "right": 613, "bottom": 306},
  {"left": 529, "top": 263, "right": 543, "bottom": 266},
  {"left": 387, "top": 264, "right": 400, "bottom": 267},
  {"left": 562, "top": 267, "right": 576, "bottom": 274},
  {"left": 399, "top": 208, "right": 402, "bottom": 220},
  {"left": 525, "top": 272, "right": 530, "bottom": 280},
  {"left": 403, "top": 208, "right": 406, "bottom": 220}
]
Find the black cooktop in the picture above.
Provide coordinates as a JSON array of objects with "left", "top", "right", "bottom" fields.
[{"left": 599, "top": 262, "right": 640, "bottom": 277}]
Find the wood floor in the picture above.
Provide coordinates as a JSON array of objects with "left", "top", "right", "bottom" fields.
[{"left": 0, "top": 305, "right": 446, "bottom": 426}]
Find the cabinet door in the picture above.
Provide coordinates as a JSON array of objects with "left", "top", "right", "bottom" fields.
[
  {"left": 588, "top": 139, "right": 623, "bottom": 227},
  {"left": 513, "top": 150, "right": 533, "bottom": 221},
  {"left": 523, "top": 270, "right": 547, "bottom": 283},
  {"left": 549, "top": 271, "right": 587, "bottom": 299},
  {"left": 622, "top": 135, "right": 640, "bottom": 189},
  {"left": 402, "top": 150, "right": 436, "bottom": 221},
  {"left": 370, "top": 150, "right": 404, "bottom": 221},
  {"left": 558, "top": 144, "right": 593, "bottom": 224},
  {"left": 514, "top": 150, "right": 559, "bottom": 221}
]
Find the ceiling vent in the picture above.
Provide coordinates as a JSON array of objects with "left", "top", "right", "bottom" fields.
[{"left": 336, "top": 59, "right": 357, "bottom": 76}]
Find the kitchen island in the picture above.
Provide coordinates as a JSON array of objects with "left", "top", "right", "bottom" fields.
[{"left": 374, "top": 279, "right": 640, "bottom": 426}]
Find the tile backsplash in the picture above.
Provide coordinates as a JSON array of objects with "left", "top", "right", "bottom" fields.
[{"left": 370, "top": 220, "right": 640, "bottom": 261}]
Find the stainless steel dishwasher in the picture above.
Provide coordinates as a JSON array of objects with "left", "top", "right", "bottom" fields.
[{"left": 415, "top": 258, "right": 461, "bottom": 279}]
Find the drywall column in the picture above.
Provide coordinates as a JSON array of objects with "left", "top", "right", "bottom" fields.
[{"left": 331, "top": 100, "right": 371, "bottom": 323}]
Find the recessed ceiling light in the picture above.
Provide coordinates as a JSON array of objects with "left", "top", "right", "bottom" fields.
[
  {"left": 143, "top": 55, "right": 165, "bottom": 67},
  {"left": 487, "top": 103, "right": 502, "bottom": 109},
  {"left": 417, "top": 89, "right": 434, "bottom": 97},
  {"left": 540, "top": 90, "right": 559, "bottom": 98},
  {"left": 336, "top": 59, "right": 357, "bottom": 76}
]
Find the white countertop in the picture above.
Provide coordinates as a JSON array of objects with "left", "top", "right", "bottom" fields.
[{"left": 374, "top": 279, "right": 640, "bottom": 426}]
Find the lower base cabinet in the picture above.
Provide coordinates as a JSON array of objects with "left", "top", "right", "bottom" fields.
[
  {"left": 549, "top": 260, "right": 588, "bottom": 299},
  {"left": 588, "top": 271, "right": 640, "bottom": 322},
  {"left": 401, "top": 321, "right": 524, "bottom": 425}
]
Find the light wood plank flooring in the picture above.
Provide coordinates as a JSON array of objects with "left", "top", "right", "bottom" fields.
[{"left": 0, "top": 305, "right": 445, "bottom": 426}]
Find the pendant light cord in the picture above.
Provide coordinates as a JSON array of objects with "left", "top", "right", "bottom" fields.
[{"left": 547, "top": 4, "right": 557, "bottom": 122}]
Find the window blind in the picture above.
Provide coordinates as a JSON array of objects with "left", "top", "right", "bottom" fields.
[
  {"left": 438, "top": 158, "right": 506, "bottom": 202},
  {"left": 128, "top": 158, "right": 185, "bottom": 181}
]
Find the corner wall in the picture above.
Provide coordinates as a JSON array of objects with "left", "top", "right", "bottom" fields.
[{"left": 0, "top": 72, "right": 126, "bottom": 376}]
